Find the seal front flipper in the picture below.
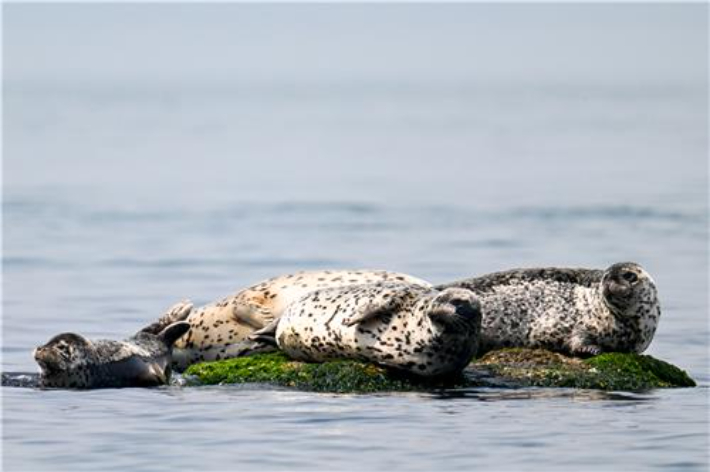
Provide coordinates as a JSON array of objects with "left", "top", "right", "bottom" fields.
[
  {"left": 109, "top": 356, "right": 168, "bottom": 388},
  {"left": 341, "top": 295, "right": 404, "bottom": 327},
  {"left": 233, "top": 303, "right": 273, "bottom": 329},
  {"left": 571, "top": 344, "right": 603, "bottom": 358},
  {"left": 568, "top": 334, "right": 603, "bottom": 358}
]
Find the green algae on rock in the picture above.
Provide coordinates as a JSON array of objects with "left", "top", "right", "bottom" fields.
[
  {"left": 183, "top": 352, "right": 415, "bottom": 393},
  {"left": 473, "top": 348, "right": 696, "bottom": 390},
  {"left": 184, "top": 349, "right": 696, "bottom": 392},
  {"left": 585, "top": 352, "right": 696, "bottom": 389}
]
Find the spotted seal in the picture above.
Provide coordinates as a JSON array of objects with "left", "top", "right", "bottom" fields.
[
  {"left": 33, "top": 321, "right": 190, "bottom": 389},
  {"left": 436, "top": 262, "right": 660, "bottom": 357},
  {"left": 253, "top": 283, "right": 482, "bottom": 377},
  {"left": 164, "top": 270, "right": 433, "bottom": 370}
]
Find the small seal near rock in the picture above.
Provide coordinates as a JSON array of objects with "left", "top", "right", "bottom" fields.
[
  {"left": 168, "top": 270, "right": 432, "bottom": 370},
  {"left": 436, "top": 262, "right": 660, "bottom": 357},
  {"left": 33, "top": 321, "right": 190, "bottom": 389},
  {"left": 253, "top": 283, "right": 482, "bottom": 377}
]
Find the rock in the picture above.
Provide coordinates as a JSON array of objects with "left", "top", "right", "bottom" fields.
[
  {"left": 183, "top": 348, "right": 696, "bottom": 393},
  {"left": 471, "top": 348, "right": 696, "bottom": 390},
  {"left": 183, "top": 352, "right": 415, "bottom": 393}
]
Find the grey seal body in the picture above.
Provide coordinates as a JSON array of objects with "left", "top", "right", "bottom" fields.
[
  {"left": 436, "top": 262, "right": 660, "bottom": 357},
  {"left": 33, "top": 322, "right": 190, "bottom": 389},
  {"left": 256, "top": 282, "right": 482, "bottom": 377}
]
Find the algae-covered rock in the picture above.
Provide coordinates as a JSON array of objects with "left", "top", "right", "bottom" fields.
[
  {"left": 472, "top": 348, "right": 696, "bottom": 390},
  {"left": 184, "top": 352, "right": 415, "bottom": 393},
  {"left": 184, "top": 349, "right": 696, "bottom": 393}
]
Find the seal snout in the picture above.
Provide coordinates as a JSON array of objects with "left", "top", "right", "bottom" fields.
[
  {"left": 33, "top": 346, "right": 44, "bottom": 365},
  {"left": 33, "top": 345, "right": 53, "bottom": 362},
  {"left": 430, "top": 288, "right": 481, "bottom": 322},
  {"left": 33, "top": 345, "right": 60, "bottom": 373},
  {"left": 450, "top": 295, "right": 481, "bottom": 320},
  {"left": 606, "top": 280, "right": 631, "bottom": 297}
]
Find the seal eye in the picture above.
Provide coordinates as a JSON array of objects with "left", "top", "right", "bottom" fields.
[
  {"left": 450, "top": 299, "right": 465, "bottom": 307},
  {"left": 621, "top": 271, "right": 638, "bottom": 283}
]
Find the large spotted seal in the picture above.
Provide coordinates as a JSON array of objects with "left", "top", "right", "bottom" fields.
[
  {"left": 164, "top": 270, "right": 432, "bottom": 370},
  {"left": 33, "top": 321, "right": 190, "bottom": 389},
  {"left": 253, "top": 283, "right": 482, "bottom": 377},
  {"left": 436, "top": 262, "right": 660, "bottom": 357}
]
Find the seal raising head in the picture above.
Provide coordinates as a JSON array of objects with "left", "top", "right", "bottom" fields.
[
  {"left": 34, "top": 322, "right": 190, "bottom": 389},
  {"left": 253, "top": 283, "right": 482, "bottom": 377},
  {"left": 437, "top": 262, "right": 660, "bottom": 357}
]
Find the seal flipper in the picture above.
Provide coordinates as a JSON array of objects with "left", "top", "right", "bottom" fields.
[
  {"left": 139, "top": 300, "right": 194, "bottom": 335},
  {"left": 233, "top": 303, "right": 273, "bottom": 329},
  {"left": 568, "top": 333, "right": 603, "bottom": 358},
  {"left": 158, "top": 321, "right": 191, "bottom": 348},
  {"left": 342, "top": 296, "right": 403, "bottom": 327},
  {"left": 249, "top": 318, "right": 280, "bottom": 346},
  {"left": 105, "top": 356, "right": 167, "bottom": 388}
]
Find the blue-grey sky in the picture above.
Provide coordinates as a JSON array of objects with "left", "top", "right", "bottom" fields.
[{"left": 4, "top": 3, "right": 707, "bottom": 87}]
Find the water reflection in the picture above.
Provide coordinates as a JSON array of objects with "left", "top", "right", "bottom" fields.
[
  {"left": 3, "top": 371, "right": 659, "bottom": 406},
  {"left": 426, "top": 387, "right": 657, "bottom": 403}
]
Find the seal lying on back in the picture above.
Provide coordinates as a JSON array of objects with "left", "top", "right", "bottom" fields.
[
  {"left": 253, "top": 283, "right": 482, "bottom": 377},
  {"left": 436, "top": 262, "right": 660, "bottom": 357},
  {"left": 166, "top": 270, "right": 432, "bottom": 370},
  {"left": 33, "top": 321, "right": 190, "bottom": 389}
]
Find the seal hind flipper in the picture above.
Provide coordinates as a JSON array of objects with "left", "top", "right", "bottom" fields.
[
  {"left": 158, "top": 322, "right": 191, "bottom": 347},
  {"left": 139, "top": 300, "right": 194, "bottom": 335},
  {"left": 249, "top": 318, "right": 280, "bottom": 346}
]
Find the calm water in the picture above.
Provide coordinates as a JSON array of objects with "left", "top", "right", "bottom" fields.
[{"left": 3, "top": 76, "right": 709, "bottom": 470}]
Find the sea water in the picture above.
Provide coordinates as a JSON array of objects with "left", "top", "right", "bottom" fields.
[{"left": 2, "top": 5, "right": 708, "bottom": 470}]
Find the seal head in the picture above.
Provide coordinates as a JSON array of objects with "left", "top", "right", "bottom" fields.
[
  {"left": 428, "top": 287, "right": 482, "bottom": 329},
  {"left": 594, "top": 261, "right": 660, "bottom": 354},
  {"left": 601, "top": 262, "right": 656, "bottom": 315},
  {"left": 34, "top": 333, "right": 94, "bottom": 378}
]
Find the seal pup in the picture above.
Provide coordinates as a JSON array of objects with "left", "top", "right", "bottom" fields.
[
  {"left": 167, "top": 270, "right": 433, "bottom": 370},
  {"left": 33, "top": 321, "right": 190, "bottom": 389},
  {"left": 436, "top": 262, "right": 660, "bottom": 357},
  {"left": 253, "top": 283, "right": 482, "bottom": 377}
]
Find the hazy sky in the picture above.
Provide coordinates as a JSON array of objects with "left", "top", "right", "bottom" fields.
[{"left": 4, "top": 3, "right": 707, "bottom": 87}]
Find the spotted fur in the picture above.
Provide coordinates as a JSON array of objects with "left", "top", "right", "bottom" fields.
[
  {"left": 271, "top": 283, "right": 482, "bottom": 377},
  {"left": 436, "top": 262, "right": 661, "bottom": 357},
  {"left": 33, "top": 322, "right": 189, "bottom": 389},
  {"left": 168, "top": 270, "right": 432, "bottom": 370}
]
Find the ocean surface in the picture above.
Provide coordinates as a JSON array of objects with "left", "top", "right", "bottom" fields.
[{"left": 2, "top": 79, "right": 708, "bottom": 471}]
